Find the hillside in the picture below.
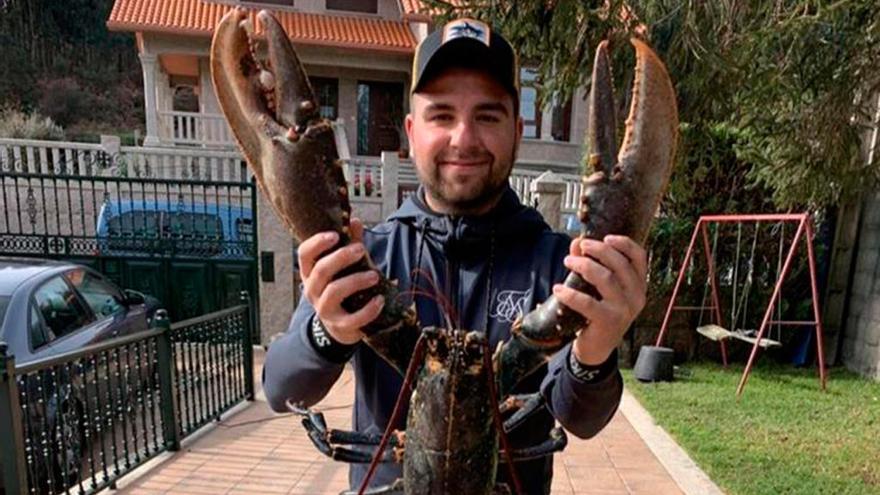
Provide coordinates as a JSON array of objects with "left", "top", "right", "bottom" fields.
[{"left": 0, "top": 0, "right": 143, "bottom": 140}]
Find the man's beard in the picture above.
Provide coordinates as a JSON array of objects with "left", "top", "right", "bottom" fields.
[{"left": 419, "top": 147, "right": 515, "bottom": 216}]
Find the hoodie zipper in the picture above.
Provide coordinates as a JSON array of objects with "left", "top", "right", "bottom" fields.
[{"left": 450, "top": 216, "right": 462, "bottom": 328}]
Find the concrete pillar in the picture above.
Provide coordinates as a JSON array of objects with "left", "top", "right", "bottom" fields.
[
  {"left": 333, "top": 118, "right": 351, "bottom": 161},
  {"left": 257, "top": 190, "right": 295, "bottom": 344},
  {"left": 200, "top": 57, "right": 219, "bottom": 114},
  {"left": 570, "top": 86, "right": 589, "bottom": 145},
  {"left": 541, "top": 97, "right": 554, "bottom": 141},
  {"left": 408, "top": 22, "right": 429, "bottom": 44},
  {"left": 100, "top": 135, "right": 121, "bottom": 173},
  {"left": 531, "top": 170, "right": 566, "bottom": 231},
  {"left": 139, "top": 53, "right": 161, "bottom": 147},
  {"left": 100, "top": 135, "right": 121, "bottom": 156},
  {"left": 339, "top": 77, "right": 358, "bottom": 155},
  {"left": 381, "top": 151, "right": 399, "bottom": 218}
]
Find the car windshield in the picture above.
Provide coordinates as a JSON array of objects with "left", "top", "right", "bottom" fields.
[
  {"left": 106, "top": 211, "right": 224, "bottom": 239},
  {"left": 0, "top": 296, "right": 9, "bottom": 324},
  {"left": 106, "top": 211, "right": 162, "bottom": 237},
  {"left": 103, "top": 210, "right": 226, "bottom": 257}
]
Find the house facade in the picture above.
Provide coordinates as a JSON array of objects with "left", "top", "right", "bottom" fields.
[
  {"left": 106, "top": 0, "right": 592, "bottom": 343},
  {"left": 107, "top": 0, "right": 587, "bottom": 170}
]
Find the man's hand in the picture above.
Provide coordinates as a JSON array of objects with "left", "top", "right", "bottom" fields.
[
  {"left": 298, "top": 219, "right": 383, "bottom": 345},
  {"left": 552, "top": 235, "right": 648, "bottom": 365}
]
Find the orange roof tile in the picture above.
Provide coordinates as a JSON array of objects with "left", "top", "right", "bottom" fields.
[
  {"left": 108, "top": 0, "right": 417, "bottom": 53},
  {"left": 398, "top": 0, "right": 424, "bottom": 15}
]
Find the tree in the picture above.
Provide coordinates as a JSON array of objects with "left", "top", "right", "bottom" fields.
[
  {"left": 0, "top": 0, "right": 142, "bottom": 132},
  {"left": 425, "top": 0, "right": 880, "bottom": 210}
]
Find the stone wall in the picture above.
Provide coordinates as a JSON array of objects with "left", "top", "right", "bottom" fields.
[{"left": 841, "top": 192, "right": 880, "bottom": 380}]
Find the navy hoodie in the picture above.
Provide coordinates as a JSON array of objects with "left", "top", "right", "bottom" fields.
[{"left": 263, "top": 185, "right": 623, "bottom": 494}]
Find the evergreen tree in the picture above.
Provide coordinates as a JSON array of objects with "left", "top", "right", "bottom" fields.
[{"left": 427, "top": 0, "right": 880, "bottom": 209}]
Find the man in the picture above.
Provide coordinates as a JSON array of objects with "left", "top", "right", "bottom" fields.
[{"left": 263, "top": 18, "right": 647, "bottom": 494}]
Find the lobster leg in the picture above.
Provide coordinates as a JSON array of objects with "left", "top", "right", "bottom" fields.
[
  {"left": 341, "top": 480, "right": 405, "bottom": 495},
  {"left": 210, "top": 9, "right": 420, "bottom": 375},
  {"left": 503, "top": 426, "right": 568, "bottom": 462},
  {"left": 500, "top": 393, "right": 547, "bottom": 434},
  {"left": 496, "top": 38, "right": 679, "bottom": 395},
  {"left": 295, "top": 408, "right": 401, "bottom": 463}
]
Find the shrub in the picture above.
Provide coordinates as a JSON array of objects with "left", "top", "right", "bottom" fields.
[
  {"left": 0, "top": 107, "right": 65, "bottom": 140},
  {"left": 37, "top": 78, "right": 91, "bottom": 128}
]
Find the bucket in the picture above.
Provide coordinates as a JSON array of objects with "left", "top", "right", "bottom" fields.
[{"left": 633, "top": 345, "right": 675, "bottom": 382}]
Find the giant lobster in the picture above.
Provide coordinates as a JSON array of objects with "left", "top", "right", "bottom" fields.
[{"left": 210, "top": 8, "right": 678, "bottom": 495}]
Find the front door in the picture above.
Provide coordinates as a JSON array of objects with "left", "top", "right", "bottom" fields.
[{"left": 357, "top": 81, "right": 404, "bottom": 156}]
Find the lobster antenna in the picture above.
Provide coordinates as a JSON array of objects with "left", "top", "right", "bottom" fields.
[
  {"left": 397, "top": 287, "right": 456, "bottom": 332},
  {"left": 408, "top": 267, "right": 458, "bottom": 330},
  {"left": 358, "top": 334, "right": 429, "bottom": 494},
  {"left": 481, "top": 340, "right": 524, "bottom": 495}
]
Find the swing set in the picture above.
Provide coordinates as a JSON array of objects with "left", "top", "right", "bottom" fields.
[{"left": 654, "top": 213, "right": 827, "bottom": 397}]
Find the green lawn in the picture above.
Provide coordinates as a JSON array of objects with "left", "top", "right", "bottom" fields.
[{"left": 622, "top": 362, "right": 880, "bottom": 495}]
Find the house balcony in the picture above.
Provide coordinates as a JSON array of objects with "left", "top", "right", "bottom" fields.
[
  {"left": 153, "top": 109, "right": 584, "bottom": 177},
  {"left": 157, "top": 110, "right": 236, "bottom": 148}
]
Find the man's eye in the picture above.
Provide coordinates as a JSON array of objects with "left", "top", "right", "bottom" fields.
[
  {"left": 477, "top": 114, "right": 501, "bottom": 123},
  {"left": 430, "top": 114, "right": 453, "bottom": 122}
]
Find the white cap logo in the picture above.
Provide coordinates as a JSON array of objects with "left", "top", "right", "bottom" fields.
[{"left": 442, "top": 18, "right": 491, "bottom": 46}]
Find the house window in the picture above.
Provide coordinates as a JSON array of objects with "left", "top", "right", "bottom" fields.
[
  {"left": 551, "top": 98, "right": 572, "bottom": 142},
  {"left": 169, "top": 75, "right": 200, "bottom": 113},
  {"left": 310, "top": 77, "right": 339, "bottom": 120},
  {"left": 172, "top": 86, "right": 199, "bottom": 113},
  {"left": 357, "top": 81, "right": 404, "bottom": 156},
  {"left": 326, "top": 0, "right": 377, "bottom": 14},
  {"left": 520, "top": 67, "right": 541, "bottom": 139}
]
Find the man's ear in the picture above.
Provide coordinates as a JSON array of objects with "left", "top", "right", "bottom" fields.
[
  {"left": 405, "top": 113, "right": 414, "bottom": 149},
  {"left": 513, "top": 115, "right": 524, "bottom": 156},
  {"left": 515, "top": 115, "right": 524, "bottom": 143}
]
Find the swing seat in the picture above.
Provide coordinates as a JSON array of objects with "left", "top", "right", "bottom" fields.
[
  {"left": 697, "top": 324, "right": 733, "bottom": 341},
  {"left": 697, "top": 324, "right": 782, "bottom": 348},
  {"left": 731, "top": 329, "right": 782, "bottom": 348}
]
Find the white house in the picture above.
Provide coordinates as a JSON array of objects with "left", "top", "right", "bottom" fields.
[{"left": 106, "top": 0, "right": 588, "bottom": 170}]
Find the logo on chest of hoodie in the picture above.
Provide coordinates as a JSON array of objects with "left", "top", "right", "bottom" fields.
[{"left": 489, "top": 288, "right": 532, "bottom": 323}]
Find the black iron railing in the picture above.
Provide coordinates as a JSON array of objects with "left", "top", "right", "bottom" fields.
[
  {"left": 0, "top": 293, "right": 255, "bottom": 495},
  {"left": 0, "top": 171, "right": 255, "bottom": 261}
]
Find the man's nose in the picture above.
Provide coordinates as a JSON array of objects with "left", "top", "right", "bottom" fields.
[{"left": 449, "top": 119, "right": 480, "bottom": 149}]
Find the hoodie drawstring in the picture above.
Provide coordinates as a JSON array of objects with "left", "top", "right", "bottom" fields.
[
  {"left": 409, "top": 218, "right": 430, "bottom": 313},
  {"left": 483, "top": 224, "right": 496, "bottom": 334}
]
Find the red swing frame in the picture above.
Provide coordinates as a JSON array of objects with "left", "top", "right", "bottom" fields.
[{"left": 654, "top": 213, "right": 827, "bottom": 397}]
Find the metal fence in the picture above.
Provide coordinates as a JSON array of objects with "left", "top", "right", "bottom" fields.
[
  {"left": 0, "top": 295, "right": 255, "bottom": 495},
  {"left": 0, "top": 172, "right": 256, "bottom": 260}
]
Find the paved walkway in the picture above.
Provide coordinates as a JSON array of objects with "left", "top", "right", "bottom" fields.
[{"left": 112, "top": 350, "right": 690, "bottom": 495}]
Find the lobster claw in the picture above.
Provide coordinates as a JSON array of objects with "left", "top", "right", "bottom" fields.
[
  {"left": 497, "top": 38, "right": 678, "bottom": 395},
  {"left": 211, "top": 9, "right": 421, "bottom": 373},
  {"left": 580, "top": 38, "right": 678, "bottom": 244},
  {"left": 211, "top": 8, "right": 349, "bottom": 242}
]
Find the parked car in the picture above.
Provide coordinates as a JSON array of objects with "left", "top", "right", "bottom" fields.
[
  {"left": 0, "top": 258, "right": 162, "bottom": 363},
  {"left": 94, "top": 200, "right": 253, "bottom": 259},
  {"left": 0, "top": 257, "right": 162, "bottom": 492}
]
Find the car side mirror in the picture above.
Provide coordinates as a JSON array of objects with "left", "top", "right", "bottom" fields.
[{"left": 123, "top": 289, "right": 146, "bottom": 306}]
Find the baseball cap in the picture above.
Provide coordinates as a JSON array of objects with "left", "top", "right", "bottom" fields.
[{"left": 411, "top": 18, "right": 519, "bottom": 102}]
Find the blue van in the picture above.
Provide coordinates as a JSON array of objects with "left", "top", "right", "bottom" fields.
[{"left": 95, "top": 200, "right": 253, "bottom": 259}]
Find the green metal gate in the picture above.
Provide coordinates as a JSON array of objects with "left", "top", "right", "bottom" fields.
[{"left": 0, "top": 149, "right": 260, "bottom": 341}]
